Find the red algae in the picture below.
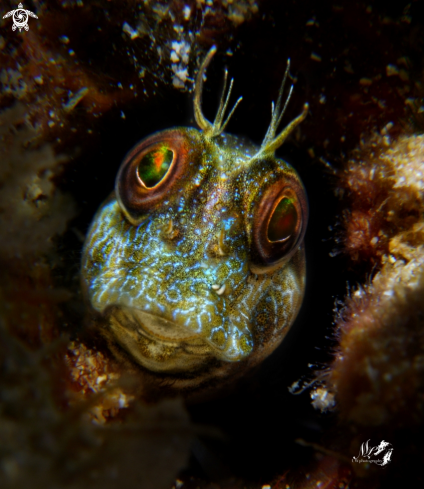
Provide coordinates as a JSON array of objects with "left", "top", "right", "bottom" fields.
[
  {"left": 306, "top": 133, "right": 424, "bottom": 487},
  {"left": 336, "top": 134, "right": 424, "bottom": 269}
]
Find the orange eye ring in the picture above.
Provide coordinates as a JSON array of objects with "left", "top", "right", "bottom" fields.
[
  {"left": 115, "top": 130, "right": 189, "bottom": 224},
  {"left": 250, "top": 175, "right": 308, "bottom": 273}
]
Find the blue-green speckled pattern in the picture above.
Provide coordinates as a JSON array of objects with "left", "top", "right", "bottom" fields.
[
  {"left": 82, "top": 130, "right": 306, "bottom": 376},
  {"left": 81, "top": 47, "right": 308, "bottom": 389}
]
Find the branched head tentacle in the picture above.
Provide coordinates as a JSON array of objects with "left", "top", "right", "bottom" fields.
[
  {"left": 254, "top": 59, "right": 308, "bottom": 159},
  {"left": 194, "top": 46, "right": 243, "bottom": 139},
  {"left": 263, "top": 60, "right": 292, "bottom": 147}
]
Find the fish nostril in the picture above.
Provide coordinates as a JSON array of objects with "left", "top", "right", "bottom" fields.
[
  {"left": 217, "top": 229, "right": 227, "bottom": 256},
  {"left": 162, "top": 218, "right": 179, "bottom": 240},
  {"left": 206, "top": 229, "right": 229, "bottom": 258}
]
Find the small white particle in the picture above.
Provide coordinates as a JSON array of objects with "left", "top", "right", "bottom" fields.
[
  {"left": 96, "top": 374, "right": 108, "bottom": 385},
  {"left": 123, "top": 22, "right": 139, "bottom": 40},
  {"left": 216, "top": 284, "right": 226, "bottom": 296},
  {"left": 386, "top": 64, "right": 399, "bottom": 76},
  {"left": 183, "top": 6, "right": 191, "bottom": 20}
]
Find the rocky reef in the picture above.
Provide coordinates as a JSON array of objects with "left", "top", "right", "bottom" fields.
[{"left": 1, "top": 0, "right": 424, "bottom": 488}]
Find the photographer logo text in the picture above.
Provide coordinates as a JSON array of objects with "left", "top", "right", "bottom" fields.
[{"left": 352, "top": 439, "right": 393, "bottom": 467}]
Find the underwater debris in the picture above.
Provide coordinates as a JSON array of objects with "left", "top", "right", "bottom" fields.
[
  {"left": 0, "top": 103, "right": 75, "bottom": 257},
  {"left": 305, "top": 133, "right": 424, "bottom": 485},
  {"left": 0, "top": 0, "right": 260, "bottom": 143},
  {"left": 0, "top": 67, "right": 28, "bottom": 99},
  {"left": 327, "top": 253, "right": 424, "bottom": 427},
  {"left": 66, "top": 341, "right": 133, "bottom": 424},
  {"left": 324, "top": 132, "right": 424, "bottom": 426},
  {"left": 0, "top": 103, "right": 77, "bottom": 349},
  {"left": 0, "top": 319, "right": 193, "bottom": 489},
  {"left": 335, "top": 134, "right": 424, "bottom": 269}
]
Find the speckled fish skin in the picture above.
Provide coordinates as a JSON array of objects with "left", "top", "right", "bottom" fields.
[
  {"left": 81, "top": 47, "right": 308, "bottom": 393},
  {"left": 81, "top": 127, "right": 306, "bottom": 380}
]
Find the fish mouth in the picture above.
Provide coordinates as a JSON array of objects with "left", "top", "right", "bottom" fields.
[
  {"left": 132, "top": 309, "right": 201, "bottom": 342},
  {"left": 106, "top": 306, "right": 216, "bottom": 373}
]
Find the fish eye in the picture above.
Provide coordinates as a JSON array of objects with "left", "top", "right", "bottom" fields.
[
  {"left": 137, "top": 145, "right": 175, "bottom": 189},
  {"left": 267, "top": 196, "right": 298, "bottom": 243},
  {"left": 115, "top": 130, "right": 189, "bottom": 225},
  {"left": 250, "top": 176, "right": 307, "bottom": 273}
]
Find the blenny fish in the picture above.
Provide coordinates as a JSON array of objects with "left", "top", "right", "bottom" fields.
[{"left": 81, "top": 47, "right": 309, "bottom": 395}]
